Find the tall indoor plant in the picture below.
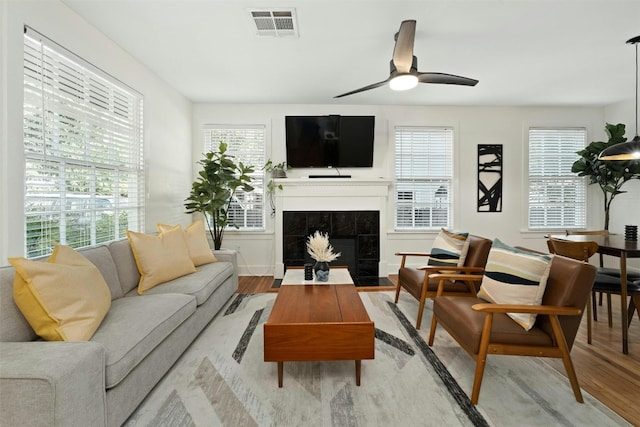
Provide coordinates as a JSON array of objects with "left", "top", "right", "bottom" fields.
[
  {"left": 571, "top": 123, "right": 640, "bottom": 230},
  {"left": 185, "top": 142, "right": 254, "bottom": 249}
]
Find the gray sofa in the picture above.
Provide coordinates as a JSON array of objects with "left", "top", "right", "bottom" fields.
[{"left": 0, "top": 238, "right": 238, "bottom": 427}]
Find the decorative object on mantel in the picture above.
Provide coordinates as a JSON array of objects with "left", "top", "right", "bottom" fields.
[
  {"left": 626, "top": 225, "right": 638, "bottom": 241},
  {"left": 306, "top": 230, "right": 341, "bottom": 282},
  {"left": 599, "top": 35, "right": 640, "bottom": 161},
  {"left": 571, "top": 123, "right": 640, "bottom": 230},
  {"left": 304, "top": 263, "right": 313, "bottom": 280},
  {"left": 263, "top": 159, "right": 291, "bottom": 217},
  {"left": 185, "top": 142, "right": 254, "bottom": 249},
  {"left": 477, "top": 144, "right": 503, "bottom": 212}
]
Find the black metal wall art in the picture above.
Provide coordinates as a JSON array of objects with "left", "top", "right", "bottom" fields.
[{"left": 477, "top": 144, "right": 502, "bottom": 212}]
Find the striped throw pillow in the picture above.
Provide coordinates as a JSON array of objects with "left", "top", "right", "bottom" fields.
[
  {"left": 477, "top": 239, "right": 552, "bottom": 330},
  {"left": 427, "top": 228, "right": 471, "bottom": 269}
]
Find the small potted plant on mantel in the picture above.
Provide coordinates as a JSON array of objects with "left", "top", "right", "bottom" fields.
[{"left": 263, "top": 160, "right": 291, "bottom": 216}]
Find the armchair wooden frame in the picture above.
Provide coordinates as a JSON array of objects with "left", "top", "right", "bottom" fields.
[
  {"left": 428, "top": 256, "right": 597, "bottom": 405},
  {"left": 394, "top": 235, "right": 492, "bottom": 329},
  {"left": 442, "top": 301, "right": 584, "bottom": 405},
  {"left": 394, "top": 251, "right": 484, "bottom": 329}
]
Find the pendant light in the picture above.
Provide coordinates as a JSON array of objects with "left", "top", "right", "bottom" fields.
[{"left": 599, "top": 35, "right": 640, "bottom": 161}]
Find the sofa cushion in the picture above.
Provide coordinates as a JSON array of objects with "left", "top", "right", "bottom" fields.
[
  {"left": 78, "top": 245, "right": 123, "bottom": 300},
  {"left": 0, "top": 268, "right": 37, "bottom": 342},
  {"left": 427, "top": 228, "right": 470, "bottom": 269},
  {"left": 9, "top": 245, "right": 111, "bottom": 341},
  {"left": 107, "top": 239, "right": 141, "bottom": 295},
  {"left": 127, "top": 261, "right": 234, "bottom": 306},
  {"left": 90, "top": 293, "right": 196, "bottom": 388},
  {"left": 157, "top": 221, "right": 217, "bottom": 266},
  {"left": 477, "top": 239, "right": 552, "bottom": 330},
  {"left": 127, "top": 228, "right": 196, "bottom": 294}
]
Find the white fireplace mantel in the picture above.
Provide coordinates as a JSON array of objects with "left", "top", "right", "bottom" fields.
[{"left": 273, "top": 178, "right": 392, "bottom": 278}]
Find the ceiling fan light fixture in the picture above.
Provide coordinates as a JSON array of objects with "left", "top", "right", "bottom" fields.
[
  {"left": 598, "top": 135, "right": 640, "bottom": 160},
  {"left": 389, "top": 74, "right": 418, "bottom": 91}
]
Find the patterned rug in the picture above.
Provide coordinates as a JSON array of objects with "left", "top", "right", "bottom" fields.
[{"left": 123, "top": 292, "right": 629, "bottom": 427}]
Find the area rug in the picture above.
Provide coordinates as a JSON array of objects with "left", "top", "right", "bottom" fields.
[{"left": 123, "top": 292, "right": 629, "bottom": 427}]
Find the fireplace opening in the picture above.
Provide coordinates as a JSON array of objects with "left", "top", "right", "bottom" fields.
[{"left": 283, "top": 210, "right": 385, "bottom": 286}]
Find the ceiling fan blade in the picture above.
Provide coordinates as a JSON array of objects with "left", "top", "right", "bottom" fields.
[
  {"left": 334, "top": 79, "right": 389, "bottom": 98},
  {"left": 392, "top": 20, "right": 416, "bottom": 73},
  {"left": 418, "top": 72, "right": 479, "bottom": 86}
]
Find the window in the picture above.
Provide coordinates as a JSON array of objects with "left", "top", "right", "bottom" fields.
[
  {"left": 203, "top": 125, "right": 265, "bottom": 230},
  {"left": 394, "top": 126, "right": 453, "bottom": 230},
  {"left": 528, "top": 128, "right": 586, "bottom": 229},
  {"left": 23, "top": 27, "right": 144, "bottom": 258}
]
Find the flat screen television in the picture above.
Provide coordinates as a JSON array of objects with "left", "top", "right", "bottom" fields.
[{"left": 285, "top": 115, "right": 375, "bottom": 168}]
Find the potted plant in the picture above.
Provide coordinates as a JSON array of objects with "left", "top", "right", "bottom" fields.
[
  {"left": 306, "top": 230, "right": 341, "bottom": 282},
  {"left": 263, "top": 160, "right": 291, "bottom": 216},
  {"left": 185, "top": 142, "right": 254, "bottom": 249},
  {"left": 571, "top": 123, "right": 640, "bottom": 230}
]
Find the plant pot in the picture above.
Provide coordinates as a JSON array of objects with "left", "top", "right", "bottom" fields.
[
  {"left": 272, "top": 169, "right": 287, "bottom": 178},
  {"left": 313, "top": 261, "right": 330, "bottom": 282}
]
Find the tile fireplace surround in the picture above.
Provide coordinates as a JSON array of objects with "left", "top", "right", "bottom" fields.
[{"left": 274, "top": 178, "right": 392, "bottom": 283}]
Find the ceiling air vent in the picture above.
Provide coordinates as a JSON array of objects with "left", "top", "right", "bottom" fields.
[{"left": 249, "top": 9, "right": 298, "bottom": 38}]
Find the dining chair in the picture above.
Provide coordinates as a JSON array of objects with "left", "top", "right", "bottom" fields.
[
  {"left": 394, "top": 233, "right": 492, "bottom": 329},
  {"left": 547, "top": 238, "right": 640, "bottom": 343},
  {"left": 428, "top": 254, "right": 597, "bottom": 404},
  {"left": 564, "top": 230, "right": 640, "bottom": 326},
  {"left": 565, "top": 230, "right": 640, "bottom": 280}
]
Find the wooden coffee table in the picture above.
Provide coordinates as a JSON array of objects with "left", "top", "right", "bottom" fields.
[{"left": 263, "top": 283, "right": 375, "bottom": 387}]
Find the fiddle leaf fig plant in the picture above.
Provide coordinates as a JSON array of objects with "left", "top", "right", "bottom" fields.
[
  {"left": 185, "top": 142, "right": 254, "bottom": 249},
  {"left": 571, "top": 123, "right": 640, "bottom": 230}
]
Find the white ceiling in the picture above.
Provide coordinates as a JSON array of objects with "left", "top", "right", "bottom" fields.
[{"left": 61, "top": 0, "right": 640, "bottom": 107}]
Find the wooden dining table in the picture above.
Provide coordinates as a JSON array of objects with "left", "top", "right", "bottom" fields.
[{"left": 550, "top": 234, "right": 640, "bottom": 354}]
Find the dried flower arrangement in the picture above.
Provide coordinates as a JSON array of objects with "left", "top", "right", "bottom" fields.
[{"left": 306, "top": 231, "right": 341, "bottom": 263}]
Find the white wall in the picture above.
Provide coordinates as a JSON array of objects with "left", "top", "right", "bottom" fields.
[
  {"left": 0, "top": 0, "right": 194, "bottom": 265},
  {"left": 193, "top": 103, "right": 640, "bottom": 276}
]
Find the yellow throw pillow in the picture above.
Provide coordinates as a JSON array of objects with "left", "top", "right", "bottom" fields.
[
  {"left": 127, "top": 228, "right": 196, "bottom": 294},
  {"left": 157, "top": 220, "right": 217, "bottom": 266},
  {"left": 9, "top": 245, "right": 111, "bottom": 341}
]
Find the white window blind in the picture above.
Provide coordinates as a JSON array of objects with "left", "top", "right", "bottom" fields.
[
  {"left": 23, "top": 27, "right": 144, "bottom": 258},
  {"left": 394, "top": 126, "right": 453, "bottom": 230},
  {"left": 528, "top": 128, "right": 586, "bottom": 229},
  {"left": 204, "top": 125, "right": 265, "bottom": 230}
]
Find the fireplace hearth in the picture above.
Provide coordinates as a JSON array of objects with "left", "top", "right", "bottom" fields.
[{"left": 282, "top": 210, "right": 381, "bottom": 286}]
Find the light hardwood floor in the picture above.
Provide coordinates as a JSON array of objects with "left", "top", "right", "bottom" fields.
[{"left": 237, "top": 275, "right": 640, "bottom": 425}]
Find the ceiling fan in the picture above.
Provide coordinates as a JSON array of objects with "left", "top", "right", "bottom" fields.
[{"left": 334, "top": 20, "right": 478, "bottom": 98}]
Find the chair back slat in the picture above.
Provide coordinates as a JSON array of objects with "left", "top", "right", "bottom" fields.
[{"left": 548, "top": 238, "right": 598, "bottom": 262}]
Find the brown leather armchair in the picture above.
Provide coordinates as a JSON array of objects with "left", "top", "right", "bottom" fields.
[
  {"left": 394, "top": 234, "right": 492, "bottom": 329},
  {"left": 428, "top": 254, "right": 597, "bottom": 405}
]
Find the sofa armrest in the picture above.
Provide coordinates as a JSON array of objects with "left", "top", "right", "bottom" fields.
[
  {"left": 0, "top": 341, "right": 106, "bottom": 427},
  {"left": 214, "top": 249, "right": 239, "bottom": 290}
]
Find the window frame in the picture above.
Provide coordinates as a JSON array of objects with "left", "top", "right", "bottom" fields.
[
  {"left": 203, "top": 124, "right": 266, "bottom": 231},
  {"left": 527, "top": 127, "right": 587, "bottom": 230},
  {"left": 393, "top": 125, "right": 454, "bottom": 231},
  {"left": 23, "top": 26, "right": 145, "bottom": 258}
]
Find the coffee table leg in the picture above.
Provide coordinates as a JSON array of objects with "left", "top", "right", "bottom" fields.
[
  {"left": 355, "top": 360, "right": 361, "bottom": 386},
  {"left": 278, "top": 362, "right": 283, "bottom": 388}
]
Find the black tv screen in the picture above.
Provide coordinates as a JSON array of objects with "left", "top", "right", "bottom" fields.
[{"left": 285, "top": 115, "right": 375, "bottom": 168}]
